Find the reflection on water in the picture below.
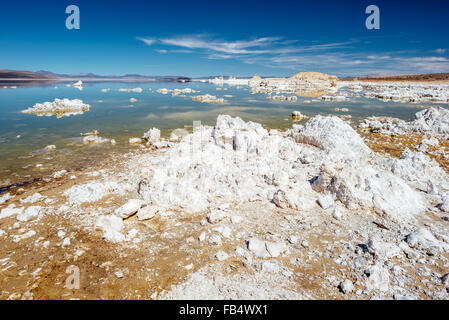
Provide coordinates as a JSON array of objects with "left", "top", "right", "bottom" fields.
[{"left": 0, "top": 80, "right": 437, "bottom": 186}]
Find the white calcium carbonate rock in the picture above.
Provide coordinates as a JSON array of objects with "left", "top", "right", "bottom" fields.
[
  {"left": 95, "top": 215, "right": 125, "bottom": 242},
  {"left": 0, "top": 193, "right": 12, "bottom": 205},
  {"left": 64, "top": 181, "right": 119, "bottom": 205},
  {"left": 440, "top": 194, "right": 449, "bottom": 212},
  {"left": 215, "top": 250, "right": 229, "bottom": 261},
  {"left": 129, "top": 138, "right": 142, "bottom": 144},
  {"left": 21, "top": 98, "right": 90, "bottom": 117},
  {"left": 114, "top": 199, "right": 145, "bottom": 219},
  {"left": 246, "top": 238, "right": 287, "bottom": 258},
  {"left": 17, "top": 206, "right": 43, "bottom": 222},
  {"left": 364, "top": 263, "right": 390, "bottom": 292},
  {"left": 20, "top": 193, "right": 45, "bottom": 204},
  {"left": 143, "top": 128, "right": 160, "bottom": 144},
  {"left": 326, "top": 161, "right": 424, "bottom": 222},
  {"left": 339, "top": 279, "right": 354, "bottom": 294},
  {"left": 129, "top": 114, "right": 439, "bottom": 227},
  {"left": 291, "top": 115, "right": 370, "bottom": 160},
  {"left": 406, "top": 228, "right": 448, "bottom": 253},
  {"left": 137, "top": 205, "right": 158, "bottom": 221},
  {"left": 367, "top": 237, "right": 402, "bottom": 261},
  {"left": 247, "top": 238, "right": 269, "bottom": 258},
  {"left": 0, "top": 206, "right": 23, "bottom": 219},
  {"left": 317, "top": 193, "right": 334, "bottom": 209}
]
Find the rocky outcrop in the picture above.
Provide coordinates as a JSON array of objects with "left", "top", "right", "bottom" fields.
[{"left": 21, "top": 98, "right": 90, "bottom": 118}]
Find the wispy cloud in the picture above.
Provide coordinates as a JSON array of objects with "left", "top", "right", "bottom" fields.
[
  {"left": 136, "top": 34, "right": 449, "bottom": 76},
  {"left": 136, "top": 37, "right": 156, "bottom": 46}
]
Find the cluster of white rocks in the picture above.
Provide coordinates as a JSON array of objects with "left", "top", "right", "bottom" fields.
[
  {"left": 122, "top": 110, "right": 448, "bottom": 226},
  {"left": 21, "top": 98, "right": 90, "bottom": 118},
  {"left": 248, "top": 72, "right": 339, "bottom": 96},
  {"left": 267, "top": 95, "right": 298, "bottom": 102},
  {"left": 321, "top": 95, "right": 347, "bottom": 101},
  {"left": 156, "top": 88, "right": 197, "bottom": 95},
  {"left": 119, "top": 88, "right": 143, "bottom": 93},
  {"left": 340, "top": 81, "right": 449, "bottom": 104},
  {"left": 191, "top": 94, "right": 226, "bottom": 103},
  {"left": 359, "top": 106, "right": 449, "bottom": 138},
  {"left": 129, "top": 128, "right": 161, "bottom": 145}
]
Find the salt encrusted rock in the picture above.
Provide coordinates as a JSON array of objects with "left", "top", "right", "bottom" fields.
[
  {"left": 364, "top": 263, "right": 390, "bottom": 292},
  {"left": 339, "top": 279, "right": 354, "bottom": 294},
  {"left": 215, "top": 250, "right": 229, "bottom": 261},
  {"left": 82, "top": 135, "right": 114, "bottom": 145},
  {"left": 64, "top": 181, "right": 119, "bottom": 205},
  {"left": 359, "top": 107, "right": 449, "bottom": 138},
  {"left": 247, "top": 238, "right": 269, "bottom": 258},
  {"left": 0, "top": 193, "right": 12, "bottom": 205},
  {"left": 208, "top": 234, "right": 222, "bottom": 245},
  {"left": 0, "top": 206, "right": 23, "bottom": 219},
  {"left": 366, "top": 237, "right": 402, "bottom": 261},
  {"left": 52, "top": 170, "right": 67, "bottom": 179},
  {"left": 246, "top": 238, "right": 287, "bottom": 258},
  {"left": 20, "top": 193, "right": 45, "bottom": 204},
  {"left": 379, "top": 148, "right": 448, "bottom": 192},
  {"left": 262, "top": 261, "right": 280, "bottom": 273},
  {"left": 317, "top": 193, "right": 334, "bottom": 209},
  {"left": 412, "top": 107, "right": 449, "bottom": 135},
  {"left": 143, "top": 128, "right": 160, "bottom": 144},
  {"left": 17, "top": 206, "right": 43, "bottom": 222},
  {"left": 137, "top": 206, "right": 158, "bottom": 221},
  {"left": 115, "top": 199, "right": 145, "bottom": 219},
  {"left": 133, "top": 114, "right": 434, "bottom": 225},
  {"left": 321, "top": 95, "right": 346, "bottom": 101},
  {"left": 207, "top": 210, "right": 227, "bottom": 224},
  {"left": 129, "top": 138, "right": 142, "bottom": 144},
  {"left": 325, "top": 160, "right": 424, "bottom": 222},
  {"left": 265, "top": 242, "right": 287, "bottom": 258},
  {"left": 439, "top": 194, "right": 449, "bottom": 212},
  {"left": 272, "top": 182, "right": 317, "bottom": 210},
  {"left": 291, "top": 116, "right": 370, "bottom": 160},
  {"left": 95, "top": 215, "right": 125, "bottom": 242},
  {"left": 21, "top": 98, "right": 90, "bottom": 117},
  {"left": 231, "top": 215, "right": 243, "bottom": 224},
  {"left": 212, "top": 225, "right": 232, "bottom": 238},
  {"left": 405, "top": 228, "right": 449, "bottom": 253}
]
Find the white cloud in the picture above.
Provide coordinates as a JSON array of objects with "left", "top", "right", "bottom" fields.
[
  {"left": 137, "top": 37, "right": 156, "bottom": 46},
  {"left": 136, "top": 35, "right": 449, "bottom": 76}
]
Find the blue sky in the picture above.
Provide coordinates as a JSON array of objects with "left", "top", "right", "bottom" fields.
[{"left": 0, "top": 0, "right": 448, "bottom": 77}]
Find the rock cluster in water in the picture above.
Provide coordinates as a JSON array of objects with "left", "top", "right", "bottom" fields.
[{"left": 21, "top": 98, "right": 90, "bottom": 118}]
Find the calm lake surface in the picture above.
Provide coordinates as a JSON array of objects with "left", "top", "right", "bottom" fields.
[{"left": 0, "top": 80, "right": 438, "bottom": 186}]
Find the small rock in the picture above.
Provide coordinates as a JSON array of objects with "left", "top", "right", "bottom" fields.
[
  {"left": 339, "top": 279, "right": 354, "bottom": 294},
  {"left": 215, "top": 250, "right": 229, "bottom": 261},
  {"left": 137, "top": 205, "right": 158, "bottom": 221},
  {"left": 115, "top": 199, "right": 145, "bottom": 219}
]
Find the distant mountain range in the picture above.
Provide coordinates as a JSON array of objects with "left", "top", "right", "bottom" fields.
[
  {"left": 0, "top": 69, "right": 191, "bottom": 82},
  {"left": 2, "top": 69, "right": 449, "bottom": 82},
  {"left": 343, "top": 73, "right": 449, "bottom": 81}
]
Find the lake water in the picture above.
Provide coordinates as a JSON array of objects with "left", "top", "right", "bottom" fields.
[{"left": 0, "top": 80, "right": 436, "bottom": 186}]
